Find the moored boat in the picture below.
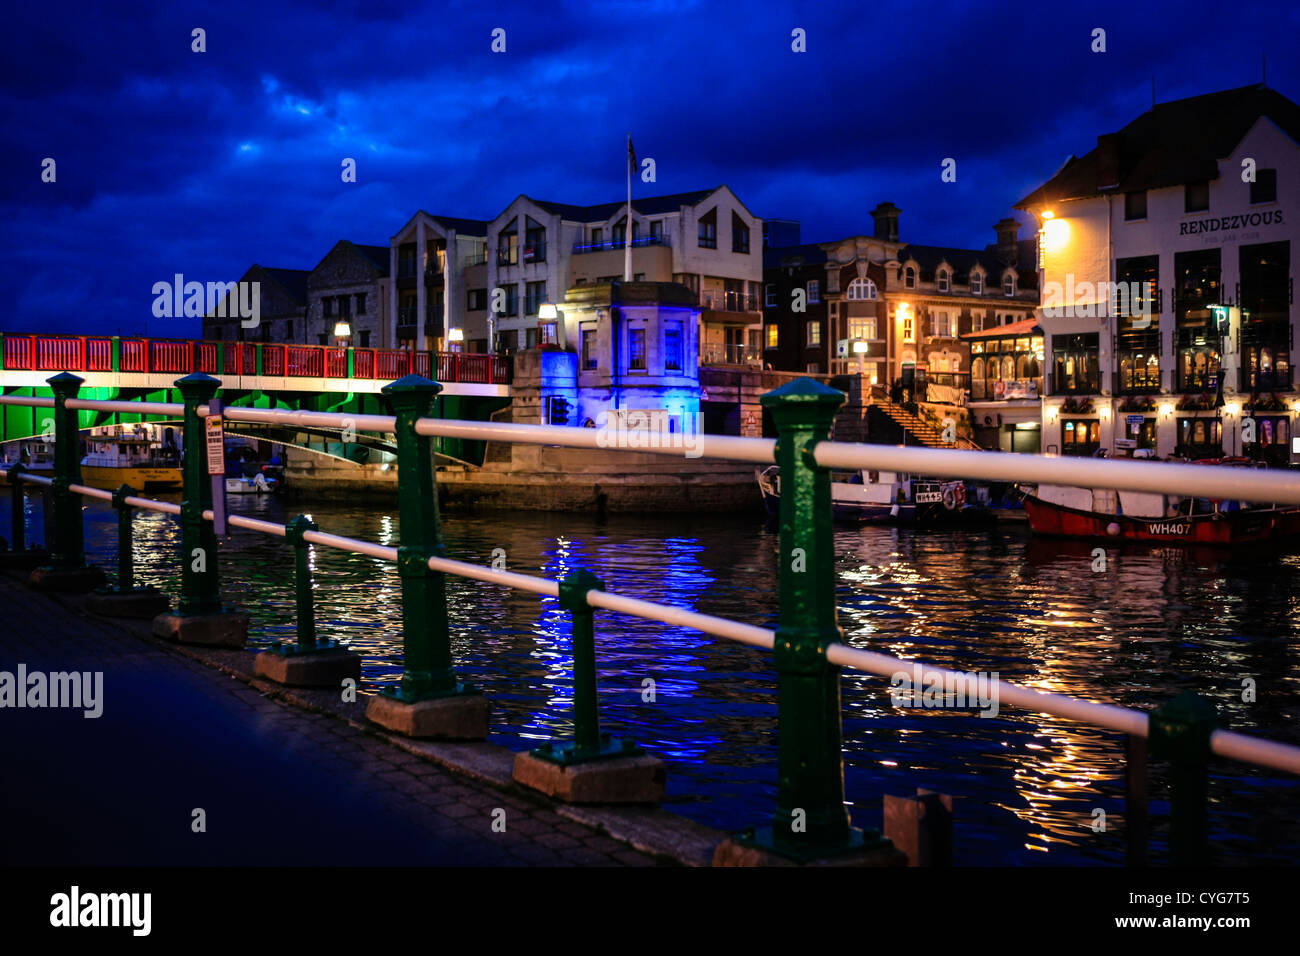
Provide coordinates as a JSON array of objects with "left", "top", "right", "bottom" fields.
[
  {"left": 758, "top": 465, "right": 990, "bottom": 525},
  {"left": 80, "top": 429, "right": 182, "bottom": 492}
]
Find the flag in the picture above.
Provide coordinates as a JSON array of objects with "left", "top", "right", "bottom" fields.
[{"left": 628, "top": 135, "right": 637, "bottom": 174}]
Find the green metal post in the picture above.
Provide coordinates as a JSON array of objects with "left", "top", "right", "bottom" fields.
[
  {"left": 8, "top": 463, "right": 24, "bottom": 551},
  {"left": 47, "top": 372, "right": 88, "bottom": 571},
  {"left": 1149, "top": 691, "right": 1220, "bottom": 866},
  {"left": 346, "top": 347, "right": 355, "bottom": 379},
  {"left": 254, "top": 343, "right": 264, "bottom": 377},
  {"left": 175, "top": 373, "right": 223, "bottom": 616},
  {"left": 110, "top": 336, "right": 120, "bottom": 373},
  {"left": 753, "top": 377, "right": 885, "bottom": 858},
  {"left": 286, "top": 514, "right": 318, "bottom": 652},
  {"left": 531, "top": 569, "right": 641, "bottom": 765},
  {"left": 380, "top": 374, "right": 476, "bottom": 702},
  {"left": 112, "top": 483, "right": 135, "bottom": 592}
]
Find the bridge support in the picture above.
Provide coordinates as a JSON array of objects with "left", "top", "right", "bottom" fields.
[
  {"left": 29, "top": 373, "right": 105, "bottom": 593},
  {"left": 86, "top": 483, "right": 170, "bottom": 618},
  {"left": 715, "top": 378, "right": 902, "bottom": 867},
  {"left": 152, "top": 373, "right": 248, "bottom": 647},
  {"left": 1149, "top": 691, "right": 1220, "bottom": 866},
  {"left": 513, "top": 569, "right": 665, "bottom": 803},
  {"left": 254, "top": 514, "right": 361, "bottom": 687},
  {"left": 0, "top": 465, "right": 50, "bottom": 570},
  {"left": 365, "top": 375, "right": 489, "bottom": 739}
]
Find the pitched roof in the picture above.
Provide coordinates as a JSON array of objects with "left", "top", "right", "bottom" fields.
[
  {"left": 962, "top": 317, "right": 1041, "bottom": 340},
  {"left": 1016, "top": 84, "right": 1300, "bottom": 208},
  {"left": 350, "top": 243, "right": 391, "bottom": 274},
  {"left": 426, "top": 215, "right": 488, "bottom": 236},
  {"left": 254, "top": 266, "right": 309, "bottom": 304},
  {"left": 899, "top": 242, "right": 1037, "bottom": 289},
  {"left": 526, "top": 188, "right": 720, "bottom": 222}
]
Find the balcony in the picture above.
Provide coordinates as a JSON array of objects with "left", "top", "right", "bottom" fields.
[
  {"left": 700, "top": 344, "right": 761, "bottom": 366},
  {"left": 398, "top": 306, "right": 417, "bottom": 325},
  {"left": 464, "top": 251, "right": 487, "bottom": 267},
  {"left": 1240, "top": 366, "right": 1294, "bottom": 391},
  {"left": 1047, "top": 368, "right": 1100, "bottom": 396},
  {"left": 496, "top": 248, "right": 518, "bottom": 267},
  {"left": 571, "top": 235, "right": 670, "bottom": 255},
  {"left": 700, "top": 289, "right": 760, "bottom": 313},
  {"left": 397, "top": 260, "right": 418, "bottom": 279}
]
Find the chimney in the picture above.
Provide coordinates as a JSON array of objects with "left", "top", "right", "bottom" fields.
[
  {"left": 994, "top": 218, "right": 1020, "bottom": 266},
  {"left": 871, "top": 202, "right": 900, "bottom": 242},
  {"left": 1097, "top": 132, "right": 1120, "bottom": 190}
]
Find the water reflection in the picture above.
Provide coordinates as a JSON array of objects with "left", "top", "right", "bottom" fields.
[{"left": 52, "top": 492, "right": 1300, "bottom": 865}]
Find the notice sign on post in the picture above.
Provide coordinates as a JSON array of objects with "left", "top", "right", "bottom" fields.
[{"left": 206, "top": 398, "right": 227, "bottom": 537}]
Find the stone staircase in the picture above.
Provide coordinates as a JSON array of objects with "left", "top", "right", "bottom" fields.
[{"left": 873, "top": 400, "right": 982, "bottom": 450}]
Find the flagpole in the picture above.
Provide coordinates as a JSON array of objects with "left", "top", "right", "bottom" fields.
[{"left": 624, "top": 132, "right": 633, "bottom": 282}]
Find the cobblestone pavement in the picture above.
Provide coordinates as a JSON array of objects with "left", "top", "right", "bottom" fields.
[{"left": 0, "top": 575, "right": 662, "bottom": 866}]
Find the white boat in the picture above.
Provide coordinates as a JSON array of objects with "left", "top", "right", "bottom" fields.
[
  {"left": 758, "top": 465, "right": 982, "bottom": 525},
  {"left": 225, "top": 472, "right": 276, "bottom": 494}
]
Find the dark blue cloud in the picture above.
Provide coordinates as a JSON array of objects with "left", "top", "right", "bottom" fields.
[{"left": 1, "top": 0, "right": 1296, "bottom": 334}]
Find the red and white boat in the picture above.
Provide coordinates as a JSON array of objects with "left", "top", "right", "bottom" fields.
[{"left": 1023, "top": 459, "right": 1300, "bottom": 545}]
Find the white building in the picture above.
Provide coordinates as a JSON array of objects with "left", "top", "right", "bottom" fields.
[
  {"left": 387, "top": 213, "right": 489, "bottom": 352},
  {"left": 485, "top": 186, "right": 764, "bottom": 364},
  {"left": 1017, "top": 84, "right": 1300, "bottom": 465}
]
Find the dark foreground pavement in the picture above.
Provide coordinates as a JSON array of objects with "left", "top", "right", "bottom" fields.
[{"left": 0, "top": 574, "right": 660, "bottom": 867}]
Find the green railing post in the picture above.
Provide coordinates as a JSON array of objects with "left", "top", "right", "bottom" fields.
[
  {"left": 530, "top": 569, "right": 642, "bottom": 766},
  {"left": 8, "top": 463, "right": 25, "bottom": 550},
  {"left": 1149, "top": 691, "right": 1220, "bottom": 866},
  {"left": 751, "top": 377, "right": 887, "bottom": 859},
  {"left": 380, "top": 374, "right": 476, "bottom": 702},
  {"left": 110, "top": 336, "right": 120, "bottom": 373},
  {"left": 254, "top": 343, "right": 264, "bottom": 377},
  {"left": 286, "top": 514, "right": 318, "bottom": 652},
  {"left": 112, "top": 483, "right": 136, "bottom": 591},
  {"left": 47, "top": 372, "right": 88, "bottom": 571},
  {"left": 175, "top": 373, "right": 222, "bottom": 616}
]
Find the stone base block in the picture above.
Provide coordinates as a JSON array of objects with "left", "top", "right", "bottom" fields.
[
  {"left": 513, "top": 751, "right": 666, "bottom": 804},
  {"left": 365, "top": 691, "right": 490, "bottom": 740},
  {"left": 254, "top": 647, "right": 362, "bottom": 687},
  {"left": 712, "top": 830, "right": 907, "bottom": 867},
  {"left": 28, "top": 564, "right": 107, "bottom": 593},
  {"left": 0, "top": 549, "right": 50, "bottom": 572},
  {"left": 152, "top": 610, "right": 250, "bottom": 648},
  {"left": 86, "top": 587, "right": 171, "bottom": 619}
]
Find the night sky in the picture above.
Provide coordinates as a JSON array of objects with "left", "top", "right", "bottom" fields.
[{"left": 3, "top": 0, "right": 1296, "bottom": 336}]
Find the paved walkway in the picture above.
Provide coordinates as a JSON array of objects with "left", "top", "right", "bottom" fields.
[{"left": 0, "top": 573, "right": 660, "bottom": 866}]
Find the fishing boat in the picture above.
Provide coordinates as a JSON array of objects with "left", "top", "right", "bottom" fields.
[
  {"left": 1022, "top": 460, "right": 1300, "bottom": 545},
  {"left": 80, "top": 428, "right": 182, "bottom": 492},
  {"left": 757, "top": 465, "right": 986, "bottom": 525}
]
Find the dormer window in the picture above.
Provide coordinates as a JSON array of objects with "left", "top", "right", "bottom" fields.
[
  {"left": 937, "top": 268, "right": 950, "bottom": 293},
  {"left": 846, "top": 277, "right": 877, "bottom": 300},
  {"left": 971, "top": 272, "right": 983, "bottom": 294},
  {"left": 904, "top": 266, "right": 916, "bottom": 289},
  {"left": 1003, "top": 272, "right": 1015, "bottom": 296}
]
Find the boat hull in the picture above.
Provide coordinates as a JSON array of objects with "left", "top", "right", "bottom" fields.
[
  {"left": 80, "top": 465, "right": 182, "bottom": 492},
  {"left": 1023, "top": 494, "right": 1290, "bottom": 545}
]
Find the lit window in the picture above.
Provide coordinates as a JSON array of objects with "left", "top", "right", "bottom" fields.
[
  {"left": 664, "top": 322, "right": 683, "bottom": 371},
  {"left": 766, "top": 324, "right": 779, "bottom": 348},
  {"left": 806, "top": 322, "right": 821, "bottom": 346},
  {"left": 849, "top": 316, "right": 876, "bottom": 340},
  {"left": 903, "top": 316, "right": 915, "bottom": 342},
  {"left": 933, "top": 312, "right": 951, "bottom": 337},
  {"left": 628, "top": 328, "right": 646, "bottom": 369},
  {"left": 846, "top": 277, "right": 877, "bottom": 300}
]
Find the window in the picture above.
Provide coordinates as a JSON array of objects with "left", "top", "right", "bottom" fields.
[
  {"left": 902, "top": 315, "right": 914, "bottom": 342},
  {"left": 732, "top": 212, "right": 750, "bottom": 253},
  {"left": 650, "top": 220, "right": 664, "bottom": 241},
  {"left": 1125, "top": 190, "right": 1147, "bottom": 220},
  {"left": 806, "top": 280, "right": 820, "bottom": 304},
  {"left": 592, "top": 227, "right": 603, "bottom": 246},
  {"left": 338, "top": 295, "right": 351, "bottom": 317},
  {"left": 973, "top": 313, "right": 984, "bottom": 332},
  {"left": 698, "top": 209, "right": 717, "bottom": 249},
  {"left": 664, "top": 322, "right": 683, "bottom": 371},
  {"left": 284, "top": 320, "right": 293, "bottom": 339},
  {"left": 497, "top": 226, "right": 518, "bottom": 265},
  {"left": 846, "top": 277, "right": 876, "bottom": 300},
  {"left": 525, "top": 280, "right": 546, "bottom": 316},
  {"left": 765, "top": 283, "right": 777, "bottom": 307},
  {"left": 1061, "top": 419, "right": 1101, "bottom": 456},
  {"left": 359, "top": 330, "right": 370, "bottom": 348},
  {"left": 613, "top": 220, "right": 626, "bottom": 247},
  {"left": 805, "top": 363, "right": 821, "bottom": 374},
  {"left": 971, "top": 272, "right": 983, "bottom": 294},
  {"left": 355, "top": 293, "right": 367, "bottom": 315},
  {"left": 628, "top": 328, "right": 646, "bottom": 369},
  {"left": 1251, "top": 168, "right": 1277, "bottom": 204},
  {"left": 1185, "top": 180, "right": 1210, "bottom": 213},
  {"left": 1051, "top": 332, "right": 1100, "bottom": 393},
  {"left": 525, "top": 327, "right": 539, "bottom": 348},
  {"left": 937, "top": 269, "right": 950, "bottom": 292},
  {"left": 806, "top": 321, "right": 821, "bottom": 346},
  {"left": 765, "top": 324, "right": 779, "bottom": 349},
  {"left": 1177, "top": 418, "right": 1223, "bottom": 456},
  {"left": 904, "top": 266, "right": 916, "bottom": 289},
  {"left": 504, "top": 284, "right": 518, "bottom": 316},
  {"left": 581, "top": 322, "right": 598, "bottom": 370},
  {"left": 467, "top": 288, "right": 487, "bottom": 311},
  {"left": 1115, "top": 255, "right": 1159, "bottom": 322},
  {"left": 323, "top": 298, "right": 334, "bottom": 317},
  {"left": 1003, "top": 273, "right": 1015, "bottom": 296},
  {"left": 932, "top": 312, "right": 951, "bottom": 337},
  {"left": 849, "top": 316, "right": 876, "bottom": 340}
]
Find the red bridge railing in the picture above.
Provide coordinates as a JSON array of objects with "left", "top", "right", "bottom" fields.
[{"left": 0, "top": 334, "right": 512, "bottom": 385}]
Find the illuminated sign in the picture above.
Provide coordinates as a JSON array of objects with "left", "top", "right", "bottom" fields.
[{"left": 1179, "top": 209, "right": 1284, "bottom": 236}]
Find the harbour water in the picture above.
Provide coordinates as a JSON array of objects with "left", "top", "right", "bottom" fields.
[{"left": 65, "top": 494, "right": 1300, "bottom": 865}]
